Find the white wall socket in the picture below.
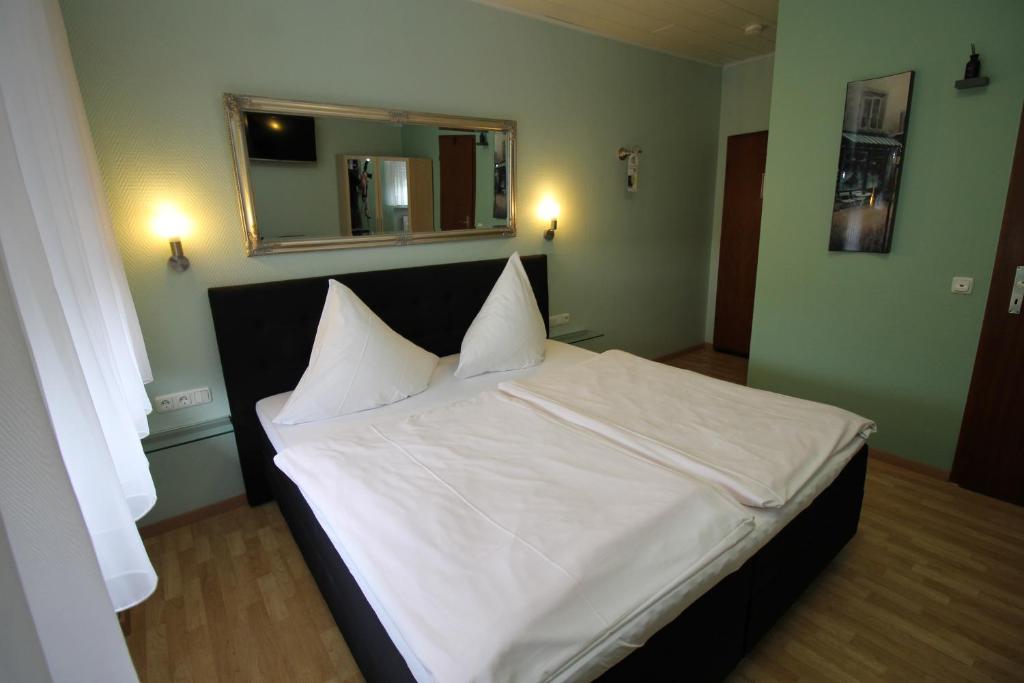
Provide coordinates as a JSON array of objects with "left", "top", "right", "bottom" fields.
[
  {"left": 549, "top": 312, "right": 571, "bottom": 327},
  {"left": 951, "top": 276, "right": 974, "bottom": 294},
  {"left": 153, "top": 387, "right": 213, "bottom": 413}
]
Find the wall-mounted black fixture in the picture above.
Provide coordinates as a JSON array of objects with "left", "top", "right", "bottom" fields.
[
  {"left": 168, "top": 238, "right": 190, "bottom": 272},
  {"left": 955, "top": 43, "right": 990, "bottom": 90}
]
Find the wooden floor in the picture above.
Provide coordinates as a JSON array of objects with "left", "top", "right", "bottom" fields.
[
  {"left": 661, "top": 343, "right": 749, "bottom": 385},
  {"left": 126, "top": 347, "right": 1024, "bottom": 682},
  {"left": 128, "top": 503, "right": 361, "bottom": 683},
  {"left": 728, "top": 458, "right": 1024, "bottom": 683}
]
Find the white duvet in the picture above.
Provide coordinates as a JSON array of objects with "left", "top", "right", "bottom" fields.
[
  {"left": 275, "top": 390, "right": 754, "bottom": 683},
  {"left": 501, "top": 350, "right": 876, "bottom": 508}
]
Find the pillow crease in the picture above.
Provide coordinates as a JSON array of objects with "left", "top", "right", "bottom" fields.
[
  {"left": 274, "top": 280, "right": 439, "bottom": 425},
  {"left": 455, "top": 252, "right": 547, "bottom": 379}
]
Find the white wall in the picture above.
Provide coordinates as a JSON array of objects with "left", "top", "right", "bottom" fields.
[
  {"left": 704, "top": 54, "right": 774, "bottom": 342},
  {"left": 0, "top": 90, "right": 138, "bottom": 683},
  {"left": 0, "top": 510, "right": 49, "bottom": 683}
]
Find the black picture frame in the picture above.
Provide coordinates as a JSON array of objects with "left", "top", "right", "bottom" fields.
[{"left": 829, "top": 70, "right": 915, "bottom": 253}]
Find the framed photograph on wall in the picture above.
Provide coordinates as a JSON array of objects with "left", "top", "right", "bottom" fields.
[{"left": 829, "top": 70, "right": 914, "bottom": 253}]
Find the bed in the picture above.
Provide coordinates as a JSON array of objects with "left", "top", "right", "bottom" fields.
[{"left": 209, "top": 255, "right": 869, "bottom": 682}]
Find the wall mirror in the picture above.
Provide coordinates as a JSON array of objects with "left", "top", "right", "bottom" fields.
[{"left": 225, "top": 94, "right": 516, "bottom": 255}]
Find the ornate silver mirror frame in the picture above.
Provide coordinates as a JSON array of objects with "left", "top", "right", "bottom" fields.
[{"left": 224, "top": 94, "right": 517, "bottom": 255}]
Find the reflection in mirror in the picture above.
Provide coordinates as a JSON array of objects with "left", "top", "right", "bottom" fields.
[
  {"left": 240, "top": 109, "right": 512, "bottom": 244},
  {"left": 376, "top": 158, "right": 406, "bottom": 234}
]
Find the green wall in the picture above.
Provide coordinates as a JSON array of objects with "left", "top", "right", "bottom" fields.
[
  {"left": 60, "top": 0, "right": 721, "bottom": 514},
  {"left": 142, "top": 433, "right": 244, "bottom": 524},
  {"left": 705, "top": 54, "right": 774, "bottom": 341},
  {"left": 750, "top": 0, "right": 1024, "bottom": 470}
]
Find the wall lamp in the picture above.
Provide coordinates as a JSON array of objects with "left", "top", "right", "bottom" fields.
[
  {"left": 539, "top": 198, "right": 560, "bottom": 241},
  {"left": 152, "top": 204, "right": 191, "bottom": 272},
  {"left": 167, "top": 238, "right": 190, "bottom": 272}
]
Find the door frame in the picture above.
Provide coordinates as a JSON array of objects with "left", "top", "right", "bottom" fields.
[
  {"left": 713, "top": 129, "right": 769, "bottom": 357},
  {"left": 950, "top": 102, "right": 1024, "bottom": 503}
]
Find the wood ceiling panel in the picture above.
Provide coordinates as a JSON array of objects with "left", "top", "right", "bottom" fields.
[
  {"left": 639, "top": 0, "right": 775, "bottom": 42},
  {"left": 669, "top": 0, "right": 777, "bottom": 25},
  {"left": 540, "top": 0, "right": 671, "bottom": 33},
  {"left": 649, "top": 26, "right": 758, "bottom": 63},
  {"left": 535, "top": 5, "right": 672, "bottom": 47},
  {"left": 618, "top": 0, "right": 774, "bottom": 54},
  {"left": 481, "top": 0, "right": 652, "bottom": 39},
  {"left": 472, "top": 0, "right": 777, "bottom": 64}
]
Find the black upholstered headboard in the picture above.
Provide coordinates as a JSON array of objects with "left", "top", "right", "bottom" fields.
[{"left": 209, "top": 255, "right": 548, "bottom": 505}]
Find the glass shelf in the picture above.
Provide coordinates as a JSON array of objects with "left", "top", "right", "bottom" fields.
[
  {"left": 142, "top": 416, "right": 234, "bottom": 454},
  {"left": 551, "top": 329, "right": 604, "bottom": 345}
]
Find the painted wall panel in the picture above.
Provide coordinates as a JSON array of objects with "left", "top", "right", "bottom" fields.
[
  {"left": 750, "top": 0, "right": 1024, "bottom": 469},
  {"left": 141, "top": 433, "right": 245, "bottom": 525},
  {"left": 59, "top": 0, "right": 722, "bottom": 514}
]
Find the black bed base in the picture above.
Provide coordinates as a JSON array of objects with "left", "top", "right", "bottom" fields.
[{"left": 268, "top": 438, "right": 868, "bottom": 683}]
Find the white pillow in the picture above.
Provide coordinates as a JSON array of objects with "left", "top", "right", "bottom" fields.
[
  {"left": 455, "top": 252, "right": 547, "bottom": 378},
  {"left": 274, "top": 280, "right": 439, "bottom": 424}
]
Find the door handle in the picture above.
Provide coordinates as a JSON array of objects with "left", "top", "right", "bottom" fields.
[{"left": 1010, "top": 265, "right": 1024, "bottom": 315}]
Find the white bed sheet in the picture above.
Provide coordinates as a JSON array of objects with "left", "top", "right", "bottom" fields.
[
  {"left": 257, "top": 340, "right": 595, "bottom": 453},
  {"left": 501, "top": 350, "right": 875, "bottom": 508},
  {"left": 255, "top": 341, "right": 867, "bottom": 681},
  {"left": 275, "top": 390, "right": 755, "bottom": 682}
]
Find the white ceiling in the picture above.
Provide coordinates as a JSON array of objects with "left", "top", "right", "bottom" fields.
[{"left": 471, "top": 0, "right": 777, "bottom": 66}]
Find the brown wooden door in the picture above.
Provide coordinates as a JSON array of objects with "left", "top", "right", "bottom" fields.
[
  {"left": 439, "top": 135, "right": 475, "bottom": 230},
  {"left": 714, "top": 131, "right": 769, "bottom": 356},
  {"left": 951, "top": 106, "right": 1024, "bottom": 505},
  {"left": 407, "top": 158, "right": 435, "bottom": 233}
]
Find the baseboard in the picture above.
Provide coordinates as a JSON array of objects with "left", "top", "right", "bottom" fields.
[
  {"left": 869, "top": 448, "right": 950, "bottom": 481},
  {"left": 655, "top": 342, "right": 710, "bottom": 362},
  {"left": 140, "top": 494, "right": 248, "bottom": 538}
]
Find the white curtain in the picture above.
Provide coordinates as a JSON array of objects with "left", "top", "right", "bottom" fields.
[
  {"left": 0, "top": 0, "right": 157, "bottom": 610},
  {"left": 384, "top": 159, "right": 409, "bottom": 207}
]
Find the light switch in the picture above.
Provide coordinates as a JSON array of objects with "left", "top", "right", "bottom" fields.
[
  {"left": 191, "top": 388, "right": 212, "bottom": 405},
  {"left": 951, "top": 276, "right": 973, "bottom": 294}
]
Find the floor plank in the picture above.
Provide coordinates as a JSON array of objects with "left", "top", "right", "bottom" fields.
[
  {"left": 127, "top": 348, "right": 1024, "bottom": 682},
  {"left": 662, "top": 344, "right": 749, "bottom": 384},
  {"left": 127, "top": 504, "right": 362, "bottom": 683}
]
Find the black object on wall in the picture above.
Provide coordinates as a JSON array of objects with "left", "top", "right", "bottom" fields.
[
  {"left": 244, "top": 111, "right": 317, "bottom": 162},
  {"left": 955, "top": 43, "right": 990, "bottom": 90}
]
